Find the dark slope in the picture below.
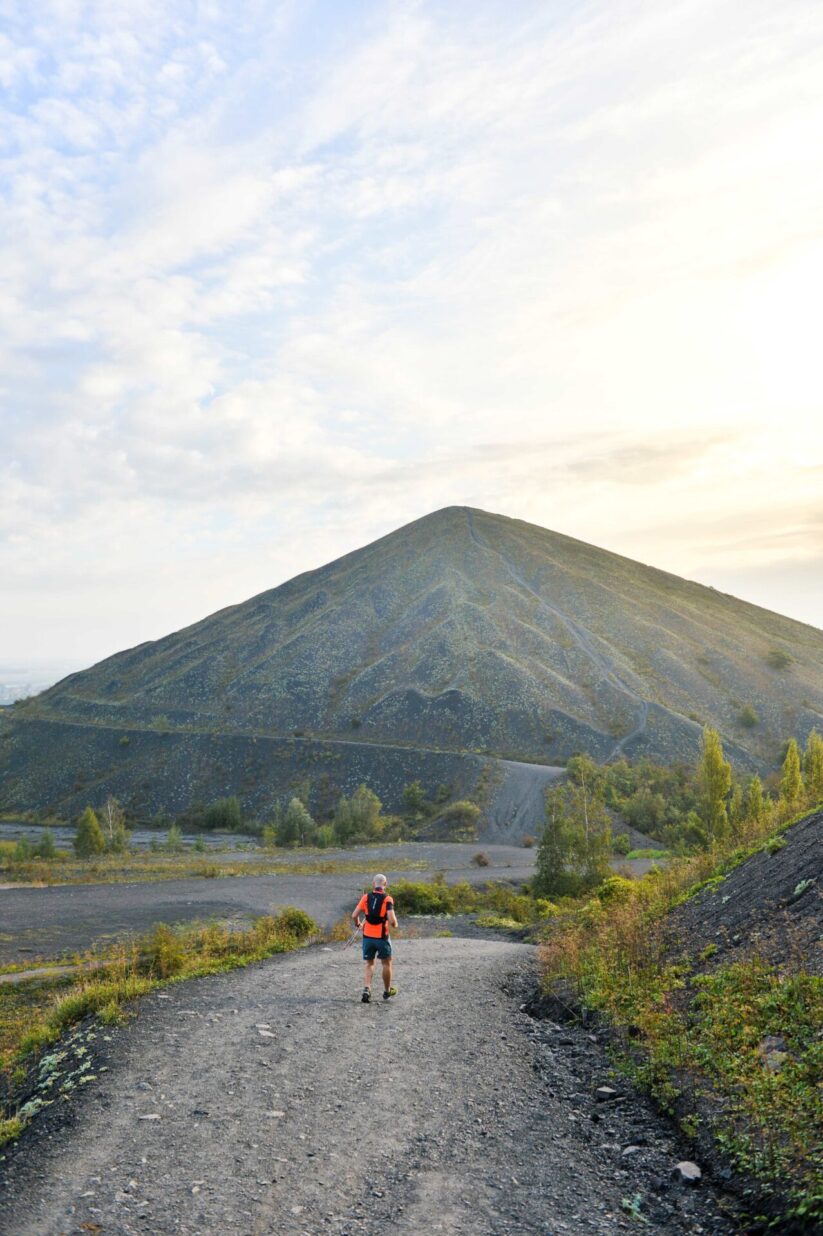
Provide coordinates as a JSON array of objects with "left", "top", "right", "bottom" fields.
[{"left": 2, "top": 506, "right": 823, "bottom": 817}]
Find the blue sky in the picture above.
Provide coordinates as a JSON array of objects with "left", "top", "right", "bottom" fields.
[{"left": 2, "top": 0, "right": 823, "bottom": 671}]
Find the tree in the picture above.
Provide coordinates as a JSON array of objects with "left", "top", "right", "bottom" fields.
[
  {"left": 780, "top": 738, "right": 803, "bottom": 806},
  {"left": 697, "top": 727, "right": 732, "bottom": 842},
  {"left": 74, "top": 807, "right": 105, "bottom": 858},
  {"left": 743, "top": 774, "right": 765, "bottom": 824},
  {"left": 534, "top": 781, "right": 612, "bottom": 898},
  {"left": 279, "top": 798, "right": 315, "bottom": 847},
  {"left": 100, "top": 796, "right": 130, "bottom": 853},
  {"left": 402, "top": 780, "right": 428, "bottom": 816},
  {"left": 333, "top": 795, "right": 355, "bottom": 845},
  {"left": 803, "top": 729, "right": 823, "bottom": 802},
  {"left": 350, "top": 784, "right": 382, "bottom": 838}
]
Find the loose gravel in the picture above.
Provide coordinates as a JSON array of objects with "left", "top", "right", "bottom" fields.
[{"left": 0, "top": 938, "right": 740, "bottom": 1235}]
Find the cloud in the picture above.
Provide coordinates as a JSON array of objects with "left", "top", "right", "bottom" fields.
[{"left": 2, "top": 0, "right": 823, "bottom": 664}]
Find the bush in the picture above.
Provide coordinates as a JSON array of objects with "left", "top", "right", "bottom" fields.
[
  {"left": 164, "top": 824, "right": 184, "bottom": 853},
  {"left": 272, "top": 907, "right": 316, "bottom": 940},
  {"left": 613, "top": 832, "right": 632, "bottom": 855},
  {"left": 739, "top": 704, "right": 759, "bottom": 728},
  {"left": 521, "top": 835, "right": 536, "bottom": 848},
  {"left": 315, "top": 825, "right": 335, "bottom": 849},
  {"left": 765, "top": 648, "right": 792, "bottom": 670},
  {"left": 204, "top": 797, "right": 242, "bottom": 831},
  {"left": 471, "top": 852, "right": 490, "bottom": 867},
  {"left": 148, "top": 923, "right": 184, "bottom": 977}
]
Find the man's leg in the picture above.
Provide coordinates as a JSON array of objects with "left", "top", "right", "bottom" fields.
[
  {"left": 381, "top": 957, "right": 393, "bottom": 992},
  {"left": 363, "top": 958, "right": 376, "bottom": 989}
]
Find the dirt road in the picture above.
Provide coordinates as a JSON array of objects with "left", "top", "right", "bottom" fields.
[{"left": 0, "top": 939, "right": 737, "bottom": 1235}]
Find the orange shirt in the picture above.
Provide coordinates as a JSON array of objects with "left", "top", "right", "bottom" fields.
[{"left": 356, "top": 892, "right": 395, "bottom": 938}]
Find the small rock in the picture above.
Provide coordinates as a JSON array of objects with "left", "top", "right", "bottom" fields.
[
  {"left": 622, "top": 1146, "right": 641, "bottom": 1157},
  {"left": 672, "top": 1161, "right": 702, "bottom": 1185},
  {"left": 137, "top": 1114, "right": 161, "bottom": 1121},
  {"left": 267, "top": 1110, "right": 286, "bottom": 1118},
  {"left": 258, "top": 1029, "right": 276, "bottom": 1039},
  {"left": 595, "top": 1086, "right": 620, "bottom": 1102}
]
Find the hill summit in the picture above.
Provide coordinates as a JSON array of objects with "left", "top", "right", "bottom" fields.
[{"left": 3, "top": 506, "right": 823, "bottom": 818}]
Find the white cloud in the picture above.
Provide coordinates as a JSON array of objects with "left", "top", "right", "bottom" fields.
[{"left": 2, "top": 0, "right": 823, "bottom": 666}]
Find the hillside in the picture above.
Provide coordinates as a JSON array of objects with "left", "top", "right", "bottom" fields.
[{"left": 2, "top": 506, "right": 823, "bottom": 819}]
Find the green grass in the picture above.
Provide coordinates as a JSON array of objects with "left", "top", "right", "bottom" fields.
[{"left": 0, "top": 908, "right": 317, "bottom": 1147}]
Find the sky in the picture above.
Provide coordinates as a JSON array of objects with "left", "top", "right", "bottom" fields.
[{"left": 2, "top": 0, "right": 823, "bottom": 676}]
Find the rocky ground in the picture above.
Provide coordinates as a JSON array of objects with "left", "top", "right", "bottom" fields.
[
  {"left": 0, "top": 938, "right": 741, "bottom": 1235},
  {"left": 666, "top": 808, "right": 822, "bottom": 975}
]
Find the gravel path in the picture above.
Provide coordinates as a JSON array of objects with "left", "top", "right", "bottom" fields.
[{"left": 0, "top": 939, "right": 738, "bottom": 1235}]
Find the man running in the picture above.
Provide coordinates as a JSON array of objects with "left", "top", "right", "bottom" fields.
[{"left": 352, "top": 874, "right": 398, "bottom": 1003}]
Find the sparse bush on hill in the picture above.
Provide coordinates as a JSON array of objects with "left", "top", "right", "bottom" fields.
[
  {"left": 765, "top": 647, "right": 793, "bottom": 670},
  {"left": 738, "top": 703, "right": 759, "bottom": 728}
]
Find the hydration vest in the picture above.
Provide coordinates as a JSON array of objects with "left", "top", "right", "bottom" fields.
[{"left": 365, "top": 891, "right": 389, "bottom": 939}]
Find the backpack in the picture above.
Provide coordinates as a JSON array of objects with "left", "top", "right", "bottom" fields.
[{"left": 365, "top": 891, "right": 389, "bottom": 938}]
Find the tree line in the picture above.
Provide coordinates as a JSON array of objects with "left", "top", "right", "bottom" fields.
[{"left": 535, "top": 726, "right": 823, "bottom": 898}]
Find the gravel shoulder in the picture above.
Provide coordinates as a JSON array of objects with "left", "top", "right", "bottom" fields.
[{"left": 0, "top": 939, "right": 739, "bottom": 1235}]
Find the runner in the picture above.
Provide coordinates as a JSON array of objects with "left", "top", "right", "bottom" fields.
[{"left": 352, "top": 873, "right": 398, "bottom": 1003}]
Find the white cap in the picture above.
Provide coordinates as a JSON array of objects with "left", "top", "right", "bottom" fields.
[{"left": 373, "top": 873, "right": 387, "bottom": 889}]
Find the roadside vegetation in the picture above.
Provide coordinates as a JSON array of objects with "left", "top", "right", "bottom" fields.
[
  {"left": 0, "top": 909, "right": 317, "bottom": 1148},
  {"left": 536, "top": 727, "right": 823, "bottom": 1227}
]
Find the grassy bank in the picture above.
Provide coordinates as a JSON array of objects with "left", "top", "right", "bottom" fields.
[
  {"left": 538, "top": 803, "right": 823, "bottom": 1228},
  {"left": 0, "top": 909, "right": 317, "bottom": 1148}
]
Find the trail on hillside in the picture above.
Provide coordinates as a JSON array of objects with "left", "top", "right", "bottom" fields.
[{"left": 0, "top": 939, "right": 738, "bottom": 1235}]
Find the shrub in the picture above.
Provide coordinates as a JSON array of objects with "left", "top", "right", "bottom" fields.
[
  {"left": 471, "top": 852, "right": 490, "bottom": 867},
  {"left": 204, "top": 797, "right": 242, "bottom": 831},
  {"left": 36, "top": 828, "right": 56, "bottom": 859},
  {"left": 613, "top": 832, "right": 632, "bottom": 855},
  {"left": 272, "top": 907, "right": 316, "bottom": 940},
  {"left": 765, "top": 648, "right": 792, "bottom": 670},
  {"left": 738, "top": 704, "right": 759, "bottom": 728},
  {"left": 164, "top": 824, "right": 184, "bottom": 853},
  {"left": 147, "top": 924, "right": 184, "bottom": 977},
  {"left": 521, "top": 835, "right": 536, "bottom": 848},
  {"left": 596, "top": 875, "right": 636, "bottom": 905}
]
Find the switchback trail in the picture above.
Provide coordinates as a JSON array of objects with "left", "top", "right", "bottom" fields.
[{"left": 0, "top": 939, "right": 738, "bottom": 1235}]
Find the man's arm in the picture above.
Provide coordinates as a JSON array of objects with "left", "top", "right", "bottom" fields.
[
  {"left": 352, "top": 895, "right": 365, "bottom": 927},
  {"left": 387, "top": 900, "right": 398, "bottom": 929}
]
